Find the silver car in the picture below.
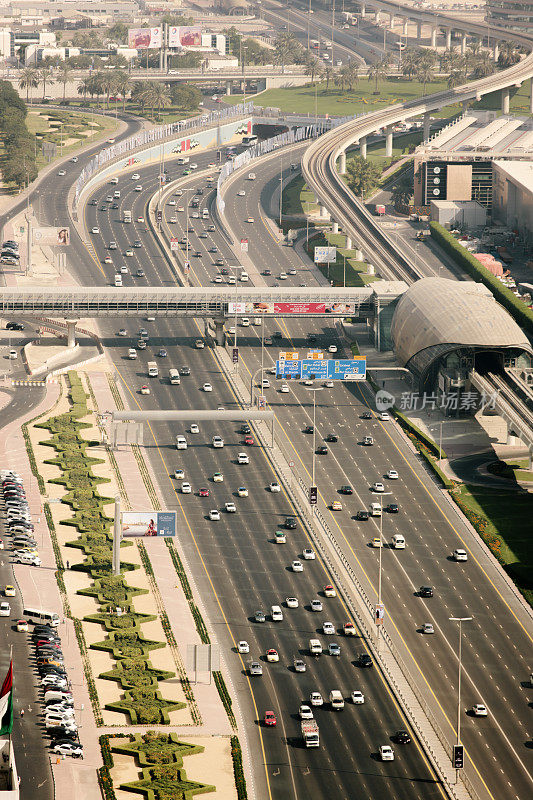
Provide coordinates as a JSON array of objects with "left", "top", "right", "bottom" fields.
[{"left": 249, "top": 661, "right": 263, "bottom": 676}]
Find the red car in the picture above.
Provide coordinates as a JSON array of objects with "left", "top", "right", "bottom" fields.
[
  {"left": 244, "top": 436, "right": 254, "bottom": 446},
  {"left": 264, "top": 711, "right": 277, "bottom": 727},
  {"left": 199, "top": 488, "right": 209, "bottom": 497}
]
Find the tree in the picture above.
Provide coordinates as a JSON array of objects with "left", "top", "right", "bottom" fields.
[
  {"left": 497, "top": 42, "right": 521, "bottom": 68},
  {"left": 304, "top": 52, "right": 322, "bottom": 83},
  {"left": 346, "top": 156, "right": 381, "bottom": 200},
  {"left": 113, "top": 71, "right": 133, "bottom": 111},
  {"left": 161, "top": 14, "right": 194, "bottom": 26},
  {"left": 368, "top": 57, "right": 390, "bottom": 93},
  {"left": 390, "top": 173, "right": 413, "bottom": 208},
  {"left": 344, "top": 61, "right": 359, "bottom": 91},
  {"left": 77, "top": 76, "right": 93, "bottom": 101},
  {"left": 469, "top": 53, "right": 495, "bottom": 79},
  {"left": 170, "top": 84, "right": 201, "bottom": 111},
  {"left": 131, "top": 81, "right": 151, "bottom": 113},
  {"left": 447, "top": 68, "right": 466, "bottom": 89},
  {"left": 323, "top": 65, "right": 335, "bottom": 91},
  {"left": 57, "top": 63, "right": 72, "bottom": 100},
  {"left": 144, "top": 83, "right": 171, "bottom": 120},
  {"left": 107, "top": 23, "right": 128, "bottom": 44},
  {"left": 273, "top": 32, "right": 303, "bottom": 71},
  {"left": 401, "top": 48, "right": 421, "bottom": 79},
  {"left": 416, "top": 61, "right": 435, "bottom": 95},
  {"left": 38, "top": 66, "right": 55, "bottom": 100},
  {"left": 18, "top": 68, "right": 39, "bottom": 103}
]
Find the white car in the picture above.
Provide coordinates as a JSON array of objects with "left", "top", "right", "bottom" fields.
[
  {"left": 190, "top": 424, "right": 199, "bottom": 434},
  {"left": 181, "top": 482, "right": 192, "bottom": 494},
  {"left": 310, "top": 599, "right": 323, "bottom": 612},
  {"left": 203, "top": 383, "right": 213, "bottom": 392},
  {"left": 238, "top": 453, "right": 249, "bottom": 465},
  {"left": 209, "top": 510, "right": 220, "bottom": 521},
  {"left": 140, "top": 385, "right": 150, "bottom": 395},
  {"left": 380, "top": 745, "right": 394, "bottom": 761},
  {"left": 117, "top": 328, "right": 127, "bottom": 336},
  {"left": 299, "top": 704, "right": 313, "bottom": 720},
  {"left": 174, "top": 469, "right": 185, "bottom": 480},
  {"left": 454, "top": 549, "right": 468, "bottom": 561},
  {"left": 310, "top": 692, "right": 323, "bottom": 706},
  {"left": 91, "top": 227, "right": 100, "bottom": 235},
  {"left": 237, "top": 190, "right": 246, "bottom": 196},
  {"left": 352, "top": 690, "right": 365, "bottom": 704},
  {"left": 380, "top": 412, "right": 390, "bottom": 421},
  {"left": 169, "top": 216, "right": 178, "bottom": 223},
  {"left": 120, "top": 265, "right": 128, "bottom": 274},
  {"left": 58, "top": 169, "right": 66, "bottom": 176},
  {"left": 213, "top": 472, "right": 224, "bottom": 483},
  {"left": 0, "top": 602, "right": 10, "bottom": 616},
  {"left": 286, "top": 597, "right": 299, "bottom": 608},
  {"left": 387, "top": 469, "right": 399, "bottom": 480},
  {"left": 131, "top": 173, "right": 140, "bottom": 180},
  {"left": 134, "top": 185, "right": 142, "bottom": 192},
  {"left": 53, "top": 741, "right": 83, "bottom": 758},
  {"left": 225, "top": 502, "right": 236, "bottom": 513},
  {"left": 266, "top": 649, "right": 279, "bottom": 663},
  {"left": 328, "top": 344, "right": 338, "bottom": 353},
  {"left": 292, "top": 560, "right": 303, "bottom": 572},
  {"left": 280, "top": 384, "right": 290, "bottom": 393},
  {"left": 472, "top": 704, "right": 488, "bottom": 717},
  {"left": 324, "top": 381, "right": 334, "bottom": 388},
  {"left": 110, "top": 177, "right": 119, "bottom": 184},
  {"left": 238, "top": 641, "right": 249, "bottom": 654},
  {"left": 303, "top": 548, "right": 315, "bottom": 560},
  {"left": 212, "top": 436, "right": 224, "bottom": 448},
  {"left": 373, "top": 482, "right": 385, "bottom": 492},
  {"left": 167, "top": 199, "right": 176, "bottom": 206},
  {"left": 322, "top": 621, "right": 335, "bottom": 635},
  {"left": 279, "top": 272, "right": 287, "bottom": 280},
  {"left": 8, "top": 350, "right": 17, "bottom": 359},
  {"left": 269, "top": 482, "right": 281, "bottom": 493},
  {"left": 422, "top": 623, "right": 435, "bottom": 634},
  {"left": 237, "top": 487, "right": 248, "bottom": 497}
]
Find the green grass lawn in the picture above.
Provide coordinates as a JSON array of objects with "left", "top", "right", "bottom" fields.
[
  {"left": 226, "top": 76, "right": 533, "bottom": 118},
  {"left": 69, "top": 99, "right": 197, "bottom": 125},
  {"left": 27, "top": 108, "right": 119, "bottom": 170},
  {"left": 453, "top": 485, "right": 533, "bottom": 606}
]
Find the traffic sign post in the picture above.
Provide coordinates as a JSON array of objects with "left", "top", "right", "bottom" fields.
[
  {"left": 232, "top": 347, "right": 239, "bottom": 364},
  {"left": 309, "top": 486, "right": 317, "bottom": 505},
  {"left": 453, "top": 745, "right": 464, "bottom": 770},
  {"left": 276, "top": 358, "right": 367, "bottom": 381},
  {"left": 375, "top": 603, "right": 384, "bottom": 625}
]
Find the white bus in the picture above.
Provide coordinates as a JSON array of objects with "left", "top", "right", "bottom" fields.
[
  {"left": 23, "top": 608, "right": 60, "bottom": 627},
  {"left": 169, "top": 369, "right": 181, "bottom": 385},
  {"left": 242, "top": 135, "right": 258, "bottom": 146}
]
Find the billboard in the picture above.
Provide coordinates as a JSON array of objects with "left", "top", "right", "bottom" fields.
[
  {"left": 314, "top": 246, "right": 336, "bottom": 263},
  {"left": 32, "top": 226, "right": 70, "bottom": 246},
  {"left": 121, "top": 511, "right": 176, "bottom": 537},
  {"left": 128, "top": 27, "right": 162, "bottom": 49},
  {"left": 228, "top": 302, "right": 327, "bottom": 315},
  {"left": 168, "top": 26, "right": 202, "bottom": 48},
  {"left": 276, "top": 358, "right": 367, "bottom": 381}
]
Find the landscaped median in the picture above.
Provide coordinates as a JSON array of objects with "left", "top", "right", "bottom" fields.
[{"left": 22, "top": 370, "right": 242, "bottom": 799}]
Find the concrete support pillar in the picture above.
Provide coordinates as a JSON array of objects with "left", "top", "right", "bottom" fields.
[
  {"left": 506, "top": 427, "right": 517, "bottom": 446},
  {"left": 445, "top": 28, "right": 452, "bottom": 50},
  {"left": 339, "top": 150, "right": 346, "bottom": 174},
  {"left": 375, "top": 11, "right": 381, "bottom": 24},
  {"left": 417, "top": 21, "right": 423, "bottom": 41},
  {"left": 501, "top": 87, "right": 510, "bottom": 114},
  {"left": 402, "top": 18, "right": 408, "bottom": 35},
  {"left": 214, "top": 319, "right": 225, "bottom": 347},
  {"left": 423, "top": 112, "right": 431, "bottom": 141},
  {"left": 319, "top": 204, "right": 329, "bottom": 219},
  {"left": 493, "top": 42, "right": 499, "bottom": 62},
  {"left": 355, "top": 248, "right": 363, "bottom": 261},
  {"left": 360, "top": 136, "right": 367, "bottom": 159},
  {"left": 226, "top": 80, "right": 231, "bottom": 96},
  {"left": 529, "top": 448, "right": 533, "bottom": 471},
  {"left": 332, "top": 221, "right": 339, "bottom": 234},
  {"left": 430, "top": 27, "right": 437, "bottom": 48},
  {"left": 361, "top": 6, "right": 366, "bottom": 19},
  {"left": 345, "top": 235, "right": 353, "bottom": 250},
  {"left": 461, "top": 33, "right": 467, "bottom": 55},
  {"left": 66, "top": 320, "right": 77, "bottom": 348},
  {"left": 385, "top": 126, "right": 393, "bottom": 157}
]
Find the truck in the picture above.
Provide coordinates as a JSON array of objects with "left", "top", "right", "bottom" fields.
[
  {"left": 301, "top": 720, "right": 319, "bottom": 748},
  {"left": 123, "top": 210, "right": 132, "bottom": 223},
  {"left": 147, "top": 361, "right": 158, "bottom": 378}
]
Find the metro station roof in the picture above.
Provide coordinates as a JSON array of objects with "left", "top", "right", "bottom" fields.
[{"left": 390, "top": 277, "right": 532, "bottom": 377}]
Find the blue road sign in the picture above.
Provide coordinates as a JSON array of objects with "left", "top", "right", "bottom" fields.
[{"left": 276, "top": 358, "right": 366, "bottom": 381}]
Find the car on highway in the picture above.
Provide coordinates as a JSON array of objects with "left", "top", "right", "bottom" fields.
[
  {"left": 237, "top": 486, "right": 248, "bottom": 497},
  {"left": 419, "top": 586, "right": 433, "bottom": 598},
  {"left": 303, "top": 548, "right": 315, "bottom": 560},
  {"left": 291, "top": 560, "right": 303, "bottom": 572},
  {"left": 237, "top": 453, "right": 249, "bottom": 465},
  {"left": 472, "top": 704, "right": 488, "bottom": 717},
  {"left": 285, "top": 517, "right": 297, "bottom": 529},
  {"left": 254, "top": 611, "right": 265, "bottom": 623},
  {"left": 213, "top": 472, "right": 223, "bottom": 483},
  {"left": 203, "top": 383, "right": 213, "bottom": 392},
  {"left": 422, "top": 623, "right": 435, "bottom": 634},
  {"left": 323, "top": 622, "right": 335, "bottom": 635},
  {"left": 299, "top": 704, "right": 313, "bottom": 720},
  {"left": 372, "top": 481, "right": 385, "bottom": 492},
  {"left": 137, "top": 340, "right": 147, "bottom": 350},
  {"left": 250, "top": 662, "right": 262, "bottom": 676},
  {"left": 310, "top": 599, "right": 323, "bottom": 612},
  {"left": 294, "top": 658, "right": 306, "bottom": 673},
  {"left": 371, "top": 538, "right": 382, "bottom": 548},
  {"left": 238, "top": 641, "right": 249, "bottom": 654},
  {"left": 180, "top": 366, "right": 191, "bottom": 375},
  {"left": 244, "top": 435, "right": 254, "bottom": 446},
  {"left": 199, "top": 488, "right": 209, "bottom": 497},
  {"left": 16, "top": 620, "right": 28, "bottom": 632},
  {"left": 288, "top": 268, "right": 297, "bottom": 275},
  {"left": 117, "top": 328, "right": 127, "bottom": 336},
  {"left": 225, "top": 502, "right": 236, "bottom": 513},
  {"left": 343, "top": 622, "right": 356, "bottom": 636},
  {"left": 351, "top": 690, "right": 365, "bottom": 704},
  {"left": 6, "top": 322, "right": 23, "bottom": 331},
  {"left": 246, "top": 217, "right": 255, "bottom": 223},
  {"left": 380, "top": 412, "right": 391, "bottom": 421},
  {"left": 310, "top": 692, "right": 323, "bottom": 706},
  {"left": 316, "top": 445, "right": 328, "bottom": 455},
  {"left": 264, "top": 711, "right": 277, "bottom": 726},
  {"left": 0, "top": 602, "right": 11, "bottom": 616},
  {"left": 385, "top": 503, "right": 399, "bottom": 513},
  {"left": 266, "top": 649, "right": 279, "bottom": 663},
  {"left": 140, "top": 386, "right": 150, "bottom": 395},
  {"left": 190, "top": 424, "right": 199, "bottom": 434},
  {"left": 340, "top": 485, "right": 353, "bottom": 495},
  {"left": 325, "top": 433, "right": 338, "bottom": 442},
  {"left": 286, "top": 597, "right": 299, "bottom": 608},
  {"left": 394, "top": 730, "right": 411, "bottom": 744},
  {"left": 4, "top": 586, "right": 15, "bottom": 597},
  {"left": 331, "top": 500, "right": 342, "bottom": 511},
  {"left": 136, "top": 218, "right": 144, "bottom": 224},
  {"left": 380, "top": 745, "right": 394, "bottom": 761},
  {"left": 304, "top": 425, "right": 314, "bottom": 434},
  {"left": 361, "top": 411, "right": 373, "bottom": 420},
  {"left": 237, "top": 190, "right": 246, "bottom": 196},
  {"left": 357, "top": 653, "right": 373, "bottom": 668},
  {"left": 91, "top": 227, "right": 100, "bottom": 235},
  {"left": 324, "top": 585, "right": 336, "bottom": 597},
  {"left": 208, "top": 510, "right": 220, "bottom": 521},
  {"left": 280, "top": 384, "right": 289, "bottom": 393},
  {"left": 119, "top": 265, "right": 128, "bottom": 274},
  {"left": 181, "top": 482, "right": 192, "bottom": 494},
  {"left": 133, "top": 240, "right": 142, "bottom": 248},
  {"left": 269, "top": 482, "right": 280, "bottom": 493},
  {"left": 58, "top": 169, "right": 66, "bottom": 176},
  {"left": 328, "top": 344, "right": 338, "bottom": 353},
  {"left": 454, "top": 549, "right": 468, "bottom": 561},
  {"left": 386, "top": 469, "right": 399, "bottom": 480},
  {"left": 134, "top": 185, "right": 142, "bottom": 192},
  {"left": 131, "top": 173, "right": 140, "bottom": 180},
  {"left": 174, "top": 469, "right": 184, "bottom": 480}
]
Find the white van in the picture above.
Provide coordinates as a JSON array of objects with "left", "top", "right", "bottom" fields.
[
  {"left": 147, "top": 361, "right": 158, "bottom": 378},
  {"left": 113, "top": 190, "right": 120, "bottom": 198},
  {"left": 241, "top": 318, "right": 250, "bottom": 327},
  {"left": 114, "top": 274, "right": 122, "bottom": 287},
  {"left": 23, "top": 608, "right": 60, "bottom": 626},
  {"left": 253, "top": 317, "right": 263, "bottom": 326},
  {"left": 309, "top": 639, "right": 322, "bottom": 656},
  {"left": 329, "top": 690, "right": 344, "bottom": 710},
  {"left": 271, "top": 605, "right": 283, "bottom": 622},
  {"left": 169, "top": 369, "right": 181, "bottom": 385},
  {"left": 370, "top": 503, "right": 382, "bottom": 517},
  {"left": 202, "top": 208, "right": 209, "bottom": 219},
  {"left": 176, "top": 435, "right": 187, "bottom": 450},
  {"left": 240, "top": 271, "right": 249, "bottom": 282},
  {"left": 128, "top": 348, "right": 137, "bottom": 360},
  {"left": 392, "top": 534, "right": 405, "bottom": 549},
  {"left": 248, "top": 173, "right": 256, "bottom": 180}
]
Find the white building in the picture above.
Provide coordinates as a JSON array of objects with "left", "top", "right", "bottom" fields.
[
  {"left": 492, "top": 160, "right": 533, "bottom": 243},
  {"left": 0, "top": 27, "right": 55, "bottom": 59}
]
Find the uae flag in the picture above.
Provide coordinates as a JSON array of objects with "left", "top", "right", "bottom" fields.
[{"left": 0, "top": 661, "right": 13, "bottom": 735}]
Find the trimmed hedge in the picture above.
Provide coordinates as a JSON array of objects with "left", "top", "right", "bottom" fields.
[
  {"left": 394, "top": 409, "right": 446, "bottom": 460},
  {"left": 430, "top": 222, "right": 533, "bottom": 335},
  {"left": 231, "top": 737, "right": 247, "bottom": 800}
]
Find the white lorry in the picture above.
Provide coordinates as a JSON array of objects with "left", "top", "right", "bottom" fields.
[{"left": 301, "top": 720, "right": 319, "bottom": 748}]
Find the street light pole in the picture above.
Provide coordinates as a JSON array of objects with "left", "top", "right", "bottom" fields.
[
  {"left": 279, "top": 158, "right": 283, "bottom": 228},
  {"left": 449, "top": 616, "right": 472, "bottom": 784},
  {"left": 376, "top": 492, "right": 392, "bottom": 647},
  {"left": 305, "top": 386, "right": 324, "bottom": 515}
]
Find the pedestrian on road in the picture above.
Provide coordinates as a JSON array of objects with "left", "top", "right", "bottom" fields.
[
  {"left": 20, "top": 709, "right": 24, "bottom": 718},
  {"left": 66, "top": 560, "right": 70, "bottom": 569}
]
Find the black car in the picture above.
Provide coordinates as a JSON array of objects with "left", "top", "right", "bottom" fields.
[
  {"left": 308, "top": 334, "right": 317, "bottom": 343},
  {"left": 3, "top": 241, "right": 18, "bottom": 249},
  {"left": 394, "top": 730, "right": 411, "bottom": 744},
  {"left": 39, "top": 665, "right": 67, "bottom": 676},
  {"left": 263, "top": 269, "right": 272, "bottom": 276},
  {"left": 208, "top": 246, "right": 217, "bottom": 253},
  {"left": 386, "top": 503, "right": 399, "bottom": 513},
  {"left": 340, "top": 485, "right": 353, "bottom": 495},
  {"left": 240, "top": 425, "right": 251, "bottom": 435},
  {"left": 221, "top": 267, "right": 229, "bottom": 275},
  {"left": 316, "top": 445, "right": 328, "bottom": 455},
  {"left": 361, "top": 411, "right": 373, "bottom": 419},
  {"left": 285, "top": 517, "right": 297, "bottom": 530},
  {"left": 180, "top": 366, "right": 191, "bottom": 376},
  {"left": 325, "top": 433, "right": 338, "bottom": 442},
  {"left": 112, "top": 203, "right": 119, "bottom": 209},
  {"left": 6, "top": 322, "right": 24, "bottom": 332},
  {"left": 304, "top": 425, "right": 314, "bottom": 434},
  {"left": 358, "top": 653, "right": 373, "bottom": 667},
  {"left": 419, "top": 586, "right": 433, "bottom": 598},
  {"left": 136, "top": 269, "right": 145, "bottom": 278},
  {"left": 356, "top": 510, "right": 369, "bottom": 521},
  {"left": 89, "top": 200, "right": 97, "bottom": 206}
]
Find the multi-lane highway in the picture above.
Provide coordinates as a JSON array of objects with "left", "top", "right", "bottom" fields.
[{"left": 52, "top": 139, "right": 532, "bottom": 800}]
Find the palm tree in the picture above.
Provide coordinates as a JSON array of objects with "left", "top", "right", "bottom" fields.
[
  {"left": 146, "top": 83, "right": 171, "bottom": 120},
  {"left": 401, "top": 48, "right": 421, "bottom": 79},
  {"left": 368, "top": 57, "right": 390, "bottom": 94},
  {"left": 304, "top": 52, "right": 321, "bottom": 83},
  {"left": 38, "top": 66, "right": 55, "bottom": 101},
  {"left": 113, "top": 70, "right": 132, "bottom": 111},
  {"left": 131, "top": 81, "right": 152, "bottom": 114},
  {"left": 447, "top": 68, "right": 466, "bottom": 89},
  {"left": 344, "top": 61, "right": 359, "bottom": 91},
  {"left": 57, "top": 63, "right": 72, "bottom": 100},
  {"left": 273, "top": 32, "right": 300, "bottom": 72},
  {"left": 18, "top": 67, "right": 39, "bottom": 104},
  {"left": 323, "top": 65, "right": 335, "bottom": 92},
  {"left": 77, "top": 76, "right": 93, "bottom": 101},
  {"left": 416, "top": 61, "right": 436, "bottom": 95},
  {"left": 497, "top": 42, "right": 521, "bottom": 68},
  {"left": 470, "top": 53, "right": 495, "bottom": 79}
]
